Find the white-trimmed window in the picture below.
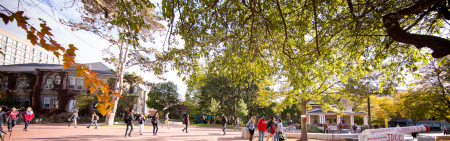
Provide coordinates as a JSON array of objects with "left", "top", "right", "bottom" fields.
[
  {"left": 45, "top": 77, "right": 52, "bottom": 89},
  {"left": 43, "top": 97, "right": 50, "bottom": 108},
  {"left": 77, "top": 78, "right": 83, "bottom": 89},
  {"left": 52, "top": 97, "right": 59, "bottom": 108},
  {"left": 69, "top": 77, "right": 75, "bottom": 89}
]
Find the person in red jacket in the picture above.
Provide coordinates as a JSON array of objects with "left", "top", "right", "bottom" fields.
[
  {"left": 182, "top": 114, "right": 189, "bottom": 133},
  {"left": 6, "top": 107, "right": 19, "bottom": 132},
  {"left": 22, "top": 107, "right": 34, "bottom": 131},
  {"left": 257, "top": 116, "right": 267, "bottom": 141}
]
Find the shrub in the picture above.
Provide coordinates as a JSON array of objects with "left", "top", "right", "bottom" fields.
[{"left": 307, "top": 128, "right": 323, "bottom": 133}]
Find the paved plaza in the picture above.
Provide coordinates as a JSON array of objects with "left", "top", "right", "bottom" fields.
[{"left": 0, "top": 123, "right": 293, "bottom": 141}]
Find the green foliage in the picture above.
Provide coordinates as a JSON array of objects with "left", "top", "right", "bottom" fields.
[
  {"left": 146, "top": 81, "right": 180, "bottom": 112},
  {"left": 395, "top": 90, "right": 433, "bottom": 126},
  {"left": 209, "top": 98, "right": 221, "bottom": 115},
  {"left": 117, "top": 92, "right": 138, "bottom": 114},
  {"left": 236, "top": 99, "right": 248, "bottom": 118},
  {"left": 307, "top": 128, "right": 323, "bottom": 133},
  {"left": 73, "top": 93, "right": 95, "bottom": 113}
]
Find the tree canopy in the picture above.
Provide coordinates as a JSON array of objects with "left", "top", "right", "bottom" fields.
[{"left": 146, "top": 81, "right": 180, "bottom": 112}]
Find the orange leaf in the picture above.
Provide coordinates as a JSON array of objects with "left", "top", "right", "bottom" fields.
[
  {"left": 75, "top": 68, "right": 85, "bottom": 77},
  {"left": 49, "top": 38, "right": 62, "bottom": 50},
  {"left": 40, "top": 23, "right": 53, "bottom": 36},
  {"left": 17, "top": 21, "right": 27, "bottom": 31},
  {"left": 26, "top": 31, "right": 38, "bottom": 45},
  {"left": 84, "top": 81, "right": 92, "bottom": 88},
  {"left": 101, "top": 86, "right": 109, "bottom": 95},
  {"left": 53, "top": 52, "right": 61, "bottom": 59},
  {"left": 89, "top": 87, "right": 95, "bottom": 94}
]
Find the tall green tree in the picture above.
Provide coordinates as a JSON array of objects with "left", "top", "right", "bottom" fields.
[
  {"left": 146, "top": 81, "right": 180, "bottom": 112},
  {"left": 395, "top": 90, "right": 432, "bottom": 126}
]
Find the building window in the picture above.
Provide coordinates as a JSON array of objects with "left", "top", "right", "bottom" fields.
[
  {"left": 26, "top": 83, "right": 30, "bottom": 89},
  {"left": 54, "top": 76, "right": 61, "bottom": 89},
  {"left": 5, "top": 55, "right": 10, "bottom": 60},
  {"left": 43, "top": 97, "right": 50, "bottom": 108},
  {"left": 3, "top": 82, "right": 7, "bottom": 89},
  {"left": 45, "top": 78, "right": 52, "bottom": 89},
  {"left": 69, "top": 78, "right": 75, "bottom": 89},
  {"left": 77, "top": 78, "right": 83, "bottom": 89},
  {"left": 24, "top": 98, "right": 30, "bottom": 107},
  {"left": 52, "top": 97, "right": 59, "bottom": 108},
  {"left": 2, "top": 36, "right": 7, "bottom": 43}
]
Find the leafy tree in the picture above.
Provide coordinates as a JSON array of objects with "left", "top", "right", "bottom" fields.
[
  {"left": 236, "top": 99, "right": 248, "bottom": 118},
  {"left": 209, "top": 98, "right": 221, "bottom": 122},
  {"left": 116, "top": 92, "right": 138, "bottom": 115},
  {"left": 146, "top": 81, "right": 180, "bottom": 112},
  {"left": 395, "top": 90, "right": 433, "bottom": 126},
  {"left": 353, "top": 95, "right": 397, "bottom": 126}
]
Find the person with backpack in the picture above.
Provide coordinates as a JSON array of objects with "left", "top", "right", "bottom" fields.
[
  {"left": 221, "top": 114, "right": 228, "bottom": 136},
  {"left": 247, "top": 116, "right": 256, "bottom": 141},
  {"left": 161, "top": 112, "right": 170, "bottom": 129},
  {"left": 68, "top": 110, "right": 80, "bottom": 128},
  {"left": 182, "top": 114, "right": 189, "bottom": 133},
  {"left": 22, "top": 107, "right": 34, "bottom": 131},
  {"left": 87, "top": 112, "right": 99, "bottom": 129},
  {"left": 124, "top": 110, "right": 135, "bottom": 138},
  {"left": 257, "top": 116, "right": 267, "bottom": 141},
  {"left": 235, "top": 117, "right": 241, "bottom": 131},
  {"left": 6, "top": 107, "right": 19, "bottom": 132},
  {"left": 274, "top": 119, "right": 283, "bottom": 141},
  {"left": 338, "top": 122, "right": 343, "bottom": 134},
  {"left": 265, "top": 117, "right": 276, "bottom": 141},
  {"left": 137, "top": 114, "right": 146, "bottom": 135},
  {"left": 149, "top": 112, "right": 159, "bottom": 136},
  {"left": 352, "top": 124, "right": 357, "bottom": 134}
]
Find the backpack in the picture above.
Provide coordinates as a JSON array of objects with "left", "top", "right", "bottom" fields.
[
  {"left": 268, "top": 123, "right": 276, "bottom": 134},
  {"left": 340, "top": 123, "right": 343, "bottom": 128},
  {"left": 151, "top": 116, "right": 157, "bottom": 125},
  {"left": 94, "top": 115, "right": 99, "bottom": 121}
]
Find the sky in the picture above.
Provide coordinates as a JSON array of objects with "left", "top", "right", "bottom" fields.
[{"left": 0, "top": 0, "right": 187, "bottom": 100}]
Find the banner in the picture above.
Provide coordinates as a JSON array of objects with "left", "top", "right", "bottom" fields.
[{"left": 360, "top": 125, "right": 429, "bottom": 141}]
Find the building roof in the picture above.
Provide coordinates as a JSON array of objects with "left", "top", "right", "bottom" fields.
[
  {"left": 307, "top": 109, "right": 368, "bottom": 115},
  {"left": 0, "top": 62, "right": 114, "bottom": 75}
]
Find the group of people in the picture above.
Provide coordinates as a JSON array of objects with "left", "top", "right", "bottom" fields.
[
  {"left": 322, "top": 122, "right": 358, "bottom": 134},
  {"left": 123, "top": 109, "right": 171, "bottom": 138},
  {"left": 246, "top": 116, "right": 284, "bottom": 141},
  {"left": 0, "top": 106, "right": 35, "bottom": 134}
]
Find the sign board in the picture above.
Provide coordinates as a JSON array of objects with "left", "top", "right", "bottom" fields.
[
  {"left": 301, "top": 115, "right": 306, "bottom": 118},
  {"left": 360, "top": 125, "right": 429, "bottom": 141}
]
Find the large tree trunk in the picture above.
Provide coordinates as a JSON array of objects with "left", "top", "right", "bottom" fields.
[
  {"left": 105, "top": 44, "right": 129, "bottom": 125},
  {"left": 300, "top": 100, "right": 308, "bottom": 141},
  {"left": 367, "top": 96, "right": 372, "bottom": 129}
]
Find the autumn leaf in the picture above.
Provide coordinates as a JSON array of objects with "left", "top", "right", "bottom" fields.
[
  {"left": 40, "top": 23, "right": 53, "bottom": 36},
  {"left": 67, "top": 44, "right": 78, "bottom": 56},
  {"left": 53, "top": 52, "right": 61, "bottom": 59},
  {"left": 84, "top": 81, "right": 92, "bottom": 89},
  {"left": 96, "top": 103, "right": 109, "bottom": 116},
  {"left": 89, "top": 87, "right": 95, "bottom": 94},
  {"left": 100, "top": 94, "right": 110, "bottom": 103},
  {"left": 17, "top": 21, "right": 28, "bottom": 31},
  {"left": 26, "top": 31, "right": 38, "bottom": 45},
  {"left": 0, "top": 13, "right": 9, "bottom": 24},
  {"left": 101, "top": 86, "right": 109, "bottom": 95},
  {"left": 75, "top": 68, "right": 86, "bottom": 77}
]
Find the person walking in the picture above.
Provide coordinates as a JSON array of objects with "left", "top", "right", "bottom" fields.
[
  {"left": 444, "top": 127, "right": 448, "bottom": 135},
  {"left": 138, "top": 114, "right": 146, "bottom": 135},
  {"left": 352, "top": 124, "right": 357, "bottom": 134},
  {"left": 247, "top": 116, "right": 256, "bottom": 141},
  {"left": 182, "top": 114, "right": 189, "bottom": 133},
  {"left": 235, "top": 117, "right": 241, "bottom": 131},
  {"left": 338, "top": 122, "right": 343, "bottom": 134},
  {"left": 87, "top": 112, "right": 99, "bottom": 129},
  {"left": 68, "top": 110, "right": 80, "bottom": 128},
  {"left": 274, "top": 119, "right": 283, "bottom": 141},
  {"left": 6, "top": 107, "right": 19, "bottom": 132},
  {"left": 150, "top": 112, "right": 159, "bottom": 136},
  {"left": 124, "top": 110, "right": 135, "bottom": 138},
  {"left": 161, "top": 112, "right": 170, "bottom": 129},
  {"left": 323, "top": 122, "right": 328, "bottom": 134},
  {"left": 22, "top": 107, "right": 34, "bottom": 131},
  {"left": 221, "top": 114, "right": 228, "bottom": 136},
  {"left": 257, "top": 116, "right": 267, "bottom": 141},
  {"left": 0, "top": 107, "right": 6, "bottom": 134},
  {"left": 265, "top": 117, "right": 276, "bottom": 141}
]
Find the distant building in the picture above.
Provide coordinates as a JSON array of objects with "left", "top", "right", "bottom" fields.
[
  {"left": 122, "top": 83, "right": 148, "bottom": 115},
  {"left": 0, "top": 28, "right": 62, "bottom": 65},
  {"left": 0, "top": 62, "right": 113, "bottom": 114}
]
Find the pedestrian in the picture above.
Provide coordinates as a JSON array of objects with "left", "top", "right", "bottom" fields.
[
  {"left": 6, "top": 107, "right": 19, "bottom": 132},
  {"left": 274, "top": 119, "right": 283, "bottom": 141},
  {"left": 444, "top": 127, "right": 448, "bottom": 135},
  {"left": 161, "top": 111, "right": 170, "bottom": 129},
  {"left": 323, "top": 122, "right": 328, "bottom": 134},
  {"left": 138, "top": 114, "right": 146, "bottom": 135},
  {"left": 257, "top": 116, "right": 267, "bottom": 141},
  {"left": 182, "top": 114, "right": 189, "bottom": 133},
  {"left": 124, "top": 110, "right": 135, "bottom": 138},
  {"left": 247, "top": 116, "right": 256, "bottom": 141},
  {"left": 68, "top": 110, "right": 80, "bottom": 128},
  {"left": 235, "top": 117, "right": 241, "bottom": 131},
  {"left": 412, "top": 132, "right": 418, "bottom": 139},
  {"left": 338, "top": 122, "right": 343, "bottom": 134},
  {"left": 150, "top": 112, "right": 159, "bottom": 136},
  {"left": 0, "top": 107, "right": 6, "bottom": 133},
  {"left": 221, "top": 114, "right": 228, "bottom": 136},
  {"left": 22, "top": 107, "right": 34, "bottom": 131},
  {"left": 352, "top": 124, "right": 357, "bottom": 134},
  {"left": 265, "top": 117, "right": 276, "bottom": 141},
  {"left": 87, "top": 112, "right": 99, "bottom": 129}
]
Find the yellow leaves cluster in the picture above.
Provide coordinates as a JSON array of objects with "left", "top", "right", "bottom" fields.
[{"left": 0, "top": 11, "right": 120, "bottom": 117}]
